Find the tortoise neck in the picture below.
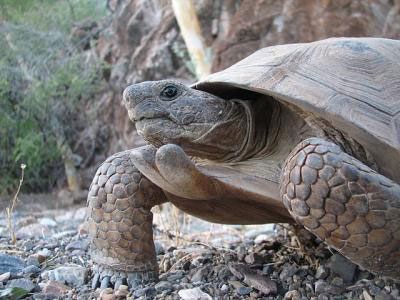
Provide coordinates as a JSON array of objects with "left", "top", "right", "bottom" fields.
[{"left": 228, "top": 98, "right": 279, "bottom": 162}]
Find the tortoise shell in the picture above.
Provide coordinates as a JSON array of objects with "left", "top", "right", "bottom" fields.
[{"left": 195, "top": 38, "right": 400, "bottom": 182}]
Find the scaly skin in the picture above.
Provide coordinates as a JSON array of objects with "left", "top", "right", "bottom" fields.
[
  {"left": 280, "top": 138, "right": 400, "bottom": 279},
  {"left": 86, "top": 150, "right": 167, "bottom": 289}
]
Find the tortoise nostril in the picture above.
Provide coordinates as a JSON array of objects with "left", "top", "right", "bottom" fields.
[{"left": 123, "top": 85, "right": 140, "bottom": 106}]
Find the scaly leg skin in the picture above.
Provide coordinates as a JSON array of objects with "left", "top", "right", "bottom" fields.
[
  {"left": 280, "top": 138, "right": 400, "bottom": 279},
  {"left": 86, "top": 150, "right": 167, "bottom": 289}
]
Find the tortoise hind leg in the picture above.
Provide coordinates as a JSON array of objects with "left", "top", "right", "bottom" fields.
[
  {"left": 280, "top": 138, "right": 400, "bottom": 279},
  {"left": 86, "top": 150, "right": 167, "bottom": 289}
]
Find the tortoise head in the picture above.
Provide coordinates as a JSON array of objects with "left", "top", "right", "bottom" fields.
[{"left": 123, "top": 80, "right": 251, "bottom": 161}]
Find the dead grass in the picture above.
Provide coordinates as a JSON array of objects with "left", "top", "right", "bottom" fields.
[{"left": 6, "top": 163, "right": 26, "bottom": 244}]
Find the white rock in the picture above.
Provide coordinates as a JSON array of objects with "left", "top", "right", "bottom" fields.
[
  {"left": 74, "top": 207, "right": 87, "bottom": 221},
  {"left": 39, "top": 217, "right": 57, "bottom": 227},
  {"left": 41, "top": 264, "right": 88, "bottom": 287},
  {"left": 178, "top": 287, "right": 212, "bottom": 300}
]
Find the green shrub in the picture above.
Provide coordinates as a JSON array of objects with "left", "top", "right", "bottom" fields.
[{"left": 0, "top": 0, "right": 107, "bottom": 194}]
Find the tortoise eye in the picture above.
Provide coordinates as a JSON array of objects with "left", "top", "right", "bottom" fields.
[{"left": 160, "top": 85, "right": 178, "bottom": 100}]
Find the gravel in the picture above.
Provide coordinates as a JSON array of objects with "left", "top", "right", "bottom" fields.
[{"left": 0, "top": 205, "right": 399, "bottom": 299}]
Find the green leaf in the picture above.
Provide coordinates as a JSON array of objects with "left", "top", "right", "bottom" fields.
[{"left": 0, "top": 287, "right": 29, "bottom": 300}]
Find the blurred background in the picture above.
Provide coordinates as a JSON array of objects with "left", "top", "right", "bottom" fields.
[{"left": 1, "top": 0, "right": 399, "bottom": 200}]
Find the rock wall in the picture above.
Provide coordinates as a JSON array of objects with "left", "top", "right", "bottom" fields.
[{"left": 93, "top": 0, "right": 400, "bottom": 159}]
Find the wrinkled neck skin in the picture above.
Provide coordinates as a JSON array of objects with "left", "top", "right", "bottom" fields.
[
  {"left": 181, "top": 97, "right": 276, "bottom": 163},
  {"left": 196, "top": 96, "right": 313, "bottom": 183}
]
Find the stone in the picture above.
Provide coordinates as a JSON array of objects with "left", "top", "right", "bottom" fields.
[
  {"left": 38, "top": 218, "right": 57, "bottom": 227},
  {"left": 65, "top": 239, "right": 89, "bottom": 251},
  {"left": 26, "top": 254, "right": 42, "bottom": 267},
  {"left": 6, "top": 278, "right": 36, "bottom": 292},
  {"left": 37, "top": 248, "right": 52, "bottom": 258},
  {"left": 115, "top": 285, "right": 129, "bottom": 298},
  {"left": 16, "top": 223, "right": 51, "bottom": 239},
  {"left": 133, "top": 287, "right": 156, "bottom": 298},
  {"left": 284, "top": 290, "right": 301, "bottom": 300},
  {"left": 315, "top": 280, "right": 329, "bottom": 294},
  {"left": 0, "top": 272, "right": 11, "bottom": 282},
  {"left": 363, "top": 290, "right": 373, "bottom": 300},
  {"left": 244, "top": 252, "right": 264, "bottom": 265},
  {"left": 41, "top": 264, "right": 88, "bottom": 287},
  {"left": 178, "top": 287, "right": 212, "bottom": 300},
  {"left": 154, "top": 241, "right": 165, "bottom": 255},
  {"left": 74, "top": 207, "right": 87, "bottom": 220},
  {"left": 99, "top": 288, "right": 114, "bottom": 300},
  {"left": 228, "top": 280, "right": 245, "bottom": 289},
  {"left": 243, "top": 273, "right": 277, "bottom": 295},
  {"left": 279, "top": 263, "right": 297, "bottom": 281},
  {"left": 329, "top": 254, "right": 357, "bottom": 283},
  {"left": 41, "top": 280, "right": 70, "bottom": 297},
  {"left": 315, "top": 265, "right": 329, "bottom": 280},
  {"left": 190, "top": 266, "right": 210, "bottom": 283},
  {"left": 0, "top": 254, "right": 25, "bottom": 275},
  {"left": 22, "top": 265, "right": 41, "bottom": 275},
  {"left": 154, "top": 280, "right": 172, "bottom": 291},
  {"left": 237, "top": 287, "right": 252, "bottom": 295}
]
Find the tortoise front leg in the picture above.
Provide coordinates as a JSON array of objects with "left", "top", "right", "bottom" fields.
[
  {"left": 280, "top": 138, "right": 400, "bottom": 279},
  {"left": 86, "top": 149, "right": 167, "bottom": 289}
]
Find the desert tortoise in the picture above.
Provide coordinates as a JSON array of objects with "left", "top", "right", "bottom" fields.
[{"left": 87, "top": 37, "right": 400, "bottom": 288}]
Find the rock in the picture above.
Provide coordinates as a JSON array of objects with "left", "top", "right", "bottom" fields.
[
  {"left": 78, "top": 222, "right": 89, "bottom": 235},
  {"left": 237, "top": 287, "right": 252, "bottom": 296},
  {"left": 331, "top": 277, "right": 343, "bottom": 287},
  {"left": 375, "top": 290, "right": 393, "bottom": 300},
  {"left": 41, "top": 280, "right": 70, "bottom": 297},
  {"left": 230, "top": 263, "right": 277, "bottom": 295},
  {"left": 115, "top": 284, "right": 129, "bottom": 298},
  {"left": 243, "top": 272, "right": 277, "bottom": 295},
  {"left": 363, "top": 290, "right": 373, "bottom": 300},
  {"left": 39, "top": 217, "right": 57, "bottom": 227},
  {"left": 155, "top": 280, "right": 172, "bottom": 291},
  {"left": 23, "top": 240, "right": 35, "bottom": 251},
  {"left": 284, "top": 290, "right": 301, "bottom": 300},
  {"left": 244, "top": 225, "right": 275, "bottom": 240},
  {"left": 0, "top": 272, "right": 11, "bottom": 282},
  {"left": 315, "top": 265, "right": 329, "bottom": 280},
  {"left": 279, "top": 263, "right": 297, "bottom": 281},
  {"left": 37, "top": 248, "right": 52, "bottom": 258},
  {"left": 254, "top": 234, "right": 272, "bottom": 244},
  {"left": 16, "top": 223, "right": 51, "bottom": 239},
  {"left": 0, "top": 287, "right": 29, "bottom": 299},
  {"left": 0, "top": 253, "right": 25, "bottom": 275},
  {"left": 41, "top": 264, "right": 88, "bottom": 286},
  {"left": 228, "top": 280, "right": 245, "bottom": 289},
  {"left": 22, "top": 265, "right": 41, "bottom": 275},
  {"left": 65, "top": 239, "right": 89, "bottom": 251},
  {"left": 6, "top": 278, "right": 36, "bottom": 292},
  {"left": 133, "top": 286, "right": 156, "bottom": 298},
  {"left": 167, "top": 271, "right": 184, "bottom": 281},
  {"left": 314, "top": 280, "right": 329, "bottom": 294},
  {"left": 178, "top": 287, "right": 212, "bottom": 300},
  {"left": 244, "top": 252, "right": 264, "bottom": 264},
  {"left": 53, "top": 230, "right": 76, "bottom": 239},
  {"left": 74, "top": 207, "right": 87, "bottom": 220},
  {"left": 155, "top": 241, "right": 165, "bottom": 255},
  {"left": 329, "top": 254, "right": 357, "bottom": 283},
  {"left": 191, "top": 266, "right": 210, "bottom": 283},
  {"left": 237, "top": 246, "right": 247, "bottom": 261},
  {"left": 99, "top": 288, "right": 115, "bottom": 300},
  {"left": 26, "top": 254, "right": 43, "bottom": 267}
]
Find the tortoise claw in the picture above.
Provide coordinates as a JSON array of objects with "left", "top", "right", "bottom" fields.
[{"left": 91, "top": 264, "right": 157, "bottom": 291}]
